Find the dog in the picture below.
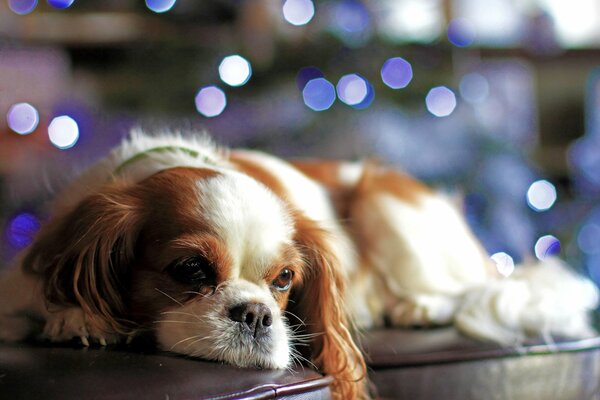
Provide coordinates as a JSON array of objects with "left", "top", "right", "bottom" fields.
[{"left": 0, "top": 131, "right": 598, "bottom": 399}]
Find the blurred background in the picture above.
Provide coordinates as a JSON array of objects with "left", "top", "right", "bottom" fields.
[{"left": 1, "top": 0, "right": 600, "bottom": 287}]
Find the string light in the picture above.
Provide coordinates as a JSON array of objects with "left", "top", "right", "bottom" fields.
[
  {"left": 195, "top": 86, "right": 227, "bottom": 118},
  {"left": 526, "top": 180, "right": 557, "bottom": 212},
  {"left": 7, "top": 103, "right": 39, "bottom": 135},
  {"left": 302, "top": 78, "right": 336, "bottom": 111},
  {"left": 48, "top": 115, "right": 79, "bottom": 150},
  {"left": 145, "top": 0, "right": 177, "bottom": 13},
  {"left": 218, "top": 55, "right": 252, "bottom": 87},
  {"left": 282, "top": 0, "right": 315, "bottom": 26},
  {"left": 381, "top": 57, "right": 413, "bottom": 89},
  {"left": 425, "top": 86, "right": 457, "bottom": 117}
]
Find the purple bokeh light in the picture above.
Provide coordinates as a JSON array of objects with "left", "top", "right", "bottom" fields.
[
  {"left": 7, "top": 103, "right": 39, "bottom": 135},
  {"left": 195, "top": 86, "right": 227, "bottom": 118},
  {"left": 296, "top": 67, "right": 324, "bottom": 91},
  {"left": 145, "top": 0, "right": 176, "bottom": 13},
  {"left": 8, "top": 0, "right": 37, "bottom": 15},
  {"left": 47, "top": 0, "right": 75, "bottom": 9},
  {"left": 425, "top": 86, "right": 457, "bottom": 117},
  {"left": 336, "top": 74, "right": 368, "bottom": 106},
  {"left": 447, "top": 18, "right": 477, "bottom": 47},
  {"left": 6, "top": 212, "right": 40, "bottom": 249},
  {"left": 302, "top": 78, "right": 336, "bottom": 111},
  {"left": 381, "top": 57, "right": 413, "bottom": 89}
]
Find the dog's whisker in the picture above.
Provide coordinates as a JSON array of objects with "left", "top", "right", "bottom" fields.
[
  {"left": 155, "top": 288, "right": 184, "bottom": 307},
  {"left": 169, "top": 334, "right": 209, "bottom": 350}
]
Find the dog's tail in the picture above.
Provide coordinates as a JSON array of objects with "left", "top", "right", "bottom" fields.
[{"left": 454, "top": 258, "right": 599, "bottom": 345}]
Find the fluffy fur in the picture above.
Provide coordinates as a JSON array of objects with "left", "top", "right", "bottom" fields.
[{"left": 0, "top": 131, "right": 598, "bottom": 399}]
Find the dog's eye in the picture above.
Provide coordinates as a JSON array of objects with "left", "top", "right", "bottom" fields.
[
  {"left": 167, "top": 256, "right": 213, "bottom": 285},
  {"left": 272, "top": 268, "right": 293, "bottom": 291}
]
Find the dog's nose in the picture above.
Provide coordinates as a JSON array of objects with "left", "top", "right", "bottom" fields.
[{"left": 228, "top": 302, "right": 273, "bottom": 337}]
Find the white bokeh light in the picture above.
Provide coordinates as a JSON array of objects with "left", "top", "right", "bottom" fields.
[
  {"left": 48, "top": 116, "right": 79, "bottom": 150},
  {"left": 218, "top": 55, "right": 252, "bottom": 87},
  {"left": 526, "top": 180, "right": 557, "bottom": 212},
  {"left": 7, "top": 103, "right": 39, "bottom": 135},
  {"left": 425, "top": 86, "right": 457, "bottom": 117},
  {"left": 282, "top": 0, "right": 315, "bottom": 26},
  {"left": 490, "top": 252, "right": 515, "bottom": 277},
  {"left": 195, "top": 86, "right": 227, "bottom": 118},
  {"left": 336, "top": 74, "right": 368, "bottom": 106},
  {"left": 534, "top": 234, "right": 561, "bottom": 260}
]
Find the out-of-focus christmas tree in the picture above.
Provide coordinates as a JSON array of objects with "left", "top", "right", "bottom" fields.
[{"left": 2, "top": 0, "right": 600, "bottom": 288}]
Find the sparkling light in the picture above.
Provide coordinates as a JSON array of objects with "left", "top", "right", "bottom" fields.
[
  {"left": 578, "top": 223, "right": 600, "bottom": 255},
  {"left": 381, "top": 57, "right": 413, "bottom": 89},
  {"left": 425, "top": 86, "right": 457, "bottom": 117},
  {"left": 7, "top": 103, "right": 39, "bottom": 135},
  {"left": 459, "top": 73, "right": 489, "bottom": 104},
  {"left": 491, "top": 252, "right": 515, "bottom": 277},
  {"left": 534, "top": 235, "right": 561, "bottom": 260},
  {"left": 195, "top": 86, "right": 227, "bottom": 118},
  {"left": 48, "top": 115, "right": 79, "bottom": 150},
  {"left": 218, "top": 55, "right": 252, "bottom": 87},
  {"left": 8, "top": 0, "right": 37, "bottom": 15},
  {"left": 336, "top": 74, "right": 368, "bottom": 106},
  {"left": 526, "top": 180, "right": 557, "bottom": 212},
  {"left": 7, "top": 212, "right": 41, "bottom": 249},
  {"left": 47, "top": 0, "right": 75, "bottom": 9},
  {"left": 282, "top": 0, "right": 315, "bottom": 26},
  {"left": 302, "top": 78, "right": 336, "bottom": 111},
  {"left": 447, "top": 18, "right": 477, "bottom": 47},
  {"left": 145, "top": 0, "right": 176, "bottom": 13}
]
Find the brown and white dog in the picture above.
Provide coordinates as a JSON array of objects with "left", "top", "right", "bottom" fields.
[{"left": 0, "top": 131, "right": 598, "bottom": 399}]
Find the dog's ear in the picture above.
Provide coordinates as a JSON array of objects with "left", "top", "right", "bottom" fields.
[
  {"left": 291, "top": 215, "right": 367, "bottom": 399},
  {"left": 23, "top": 182, "right": 143, "bottom": 335}
]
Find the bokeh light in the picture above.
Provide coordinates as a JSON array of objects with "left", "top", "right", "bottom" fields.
[
  {"left": 6, "top": 212, "right": 40, "bottom": 249},
  {"left": 218, "top": 55, "right": 252, "bottom": 87},
  {"left": 336, "top": 74, "right": 368, "bottom": 106},
  {"left": 353, "top": 80, "right": 374, "bottom": 109},
  {"left": 282, "top": 0, "right": 315, "bottom": 26},
  {"left": 534, "top": 234, "right": 561, "bottom": 260},
  {"left": 578, "top": 223, "right": 600, "bottom": 255},
  {"left": 195, "top": 86, "right": 227, "bottom": 118},
  {"left": 447, "top": 18, "right": 477, "bottom": 47},
  {"left": 48, "top": 115, "right": 79, "bottom": 150},
  {"left": 526, "top": 179, "right": 557, "bottom": 212},
  {"left": 380, "top": 57, "right": 413, "bottom": 89},
  {"left": 7, "top": 103, "right": 39, "bottom": 135},
  {"left": 459, "top": 73, "right": 489, "bottom": 104},
  {"left": 333, "top": 0, "right": 370, "bottom": 33},
  {"left": 302, "top": 78, "right": 336, "bottom": 111},
  {"left": 296, "top": 67, "right": 324, "bottom": 91},
  {"left": 145, "top": 0, "right": 176, "bottom": 13},
  {"left": 47, "top": 0, "right": 75, "bottom": 9},
  {"left": 8, "top": 0, "right": 37, "bottom": 15},
  {"left": 425, "top": 86, "right": 457, "bottom": 117},
  {"left": 490, "top": 252, "right": 515, "bottom": 277}
]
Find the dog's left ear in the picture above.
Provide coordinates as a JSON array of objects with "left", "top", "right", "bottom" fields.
[
  {"left": 290, "top": 215, "right": 367, "bottom": 400},
  {"left": 22, "top": 182, "right": 143, "bottom": 335}
]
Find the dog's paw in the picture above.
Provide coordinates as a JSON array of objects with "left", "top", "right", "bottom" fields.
[
  {"left": 388, "top": 295, "right": 457, "bottom": 327},
  {"left": 42, "top": 307, "right": 121, "bottom": 346}
]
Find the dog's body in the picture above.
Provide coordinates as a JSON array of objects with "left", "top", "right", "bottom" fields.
[{"left": 0, "top": 132, "right": 598, "bottom": 399}]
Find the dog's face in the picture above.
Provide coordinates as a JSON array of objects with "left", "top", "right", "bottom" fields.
[
  {"left": 127, "top": 167, "right": 304, "bottom": 368},
  {"left": 23, "top": 166, "right": 365, "bottom": 392}
]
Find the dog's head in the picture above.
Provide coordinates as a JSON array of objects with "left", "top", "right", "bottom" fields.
[{"left": 23, "top": 166, "right": 365, "bottom": 398}]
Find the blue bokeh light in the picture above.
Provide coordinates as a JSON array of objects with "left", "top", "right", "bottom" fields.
[
  {"left": 47, "top": 0, "right": 75, "bottom": 9},
  {"left": 296, "top": 67, "right": 324, "bottom": 91},
  {"left": 381, "top": 57, "right": 413, "bottom": 89},
  {"left": 333, "top": 0, "right": 370, "bottom": 33},
  {"left": 302, "top": 78, "right": 336, "bottom": 111},
  {"left": 8, "top": 0, "right": 38, "bottom": 15},
  {"left": 195, "top": 86, "right": 227, "bottom": 118},
  {"left": 447, "top": 18, "right": 477, "bottom": 47},
  {"left": 7, "top": 103, "right": 39, "bottom": 135},
  {"left": 6, "top": 212, "right": 40, "bottom": 249},
  {"left": 352, "top": 79, "right": 374, "bottom": 110},
  {"left": 459, "top": 73, "right": 489, "bottom": 104},
  {"left": 145, "top": 0, "right": 176, "bottom": 13}
]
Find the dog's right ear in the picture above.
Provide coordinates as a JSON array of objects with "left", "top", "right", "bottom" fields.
[{"left": 22, "top": 182, "right": 144, "bottom": 335}]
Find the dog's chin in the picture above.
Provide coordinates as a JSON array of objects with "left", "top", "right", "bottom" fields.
[{"left": 155, "top": 316, "right": 291, "bottom": 370}]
